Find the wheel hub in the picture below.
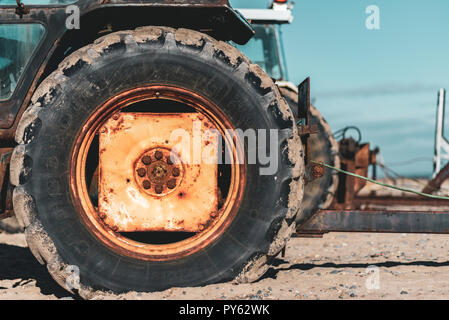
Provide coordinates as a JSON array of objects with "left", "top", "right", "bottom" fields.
[
  {"left": 134, "top": 148, "right": 184, "bottom": 196},
  {"left": 71, "top": 85, "right": 246, "bottom": 261},
  {"left": 97, "top": 111, "right": 220, "bottom": 233}
]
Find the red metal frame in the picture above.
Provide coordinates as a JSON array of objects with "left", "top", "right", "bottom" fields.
[{"left": 295, "top": 138, "right": 449, "bottom": 237}]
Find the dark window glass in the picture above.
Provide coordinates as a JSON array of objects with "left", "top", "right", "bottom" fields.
[
  {"left": 234, "top": 24, "right": 285, "bottom": 80},
  {"left": 0, "top": 24, "right": 45, "bottom": 100}
]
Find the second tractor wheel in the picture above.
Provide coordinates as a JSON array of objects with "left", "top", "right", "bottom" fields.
[
  {"left": 279, "top": 87, "right": 339, "bottom": 224},
  {"left": 10, "top": 27, "right": 304, "bottom": 297}
]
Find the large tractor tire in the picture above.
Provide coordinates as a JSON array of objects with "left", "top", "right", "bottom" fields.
[
  {"left": 10, "top": 27, "right": 304, "bottom": 297},
  {"left": 279, "top": 87, "right": 339, "bottom": 224}
]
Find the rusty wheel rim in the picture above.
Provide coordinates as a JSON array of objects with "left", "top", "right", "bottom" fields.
[{"left": 70, "top": 86, "right": 246, "bottom": 261}]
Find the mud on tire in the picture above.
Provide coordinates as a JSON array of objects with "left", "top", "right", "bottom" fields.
[
  {"left": 10, "top": 27, "right": 304, "bottom": 298},
  {"left": 0, "top": 216, "right": 23, "bottom": 234}
]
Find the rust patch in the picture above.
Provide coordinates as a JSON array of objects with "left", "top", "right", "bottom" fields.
[{"left": 98, "top": 112, "right": 219, "bottom": 233}]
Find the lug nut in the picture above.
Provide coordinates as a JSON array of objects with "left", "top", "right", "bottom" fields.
[
  {"left": 142, "top": 155, "right": 152, "bottom": 165},
  {"left": 155, "top": 184, "right": 163, "bottom": 194},
  {"left": 172, "top": 167, "right": 180, "bottom": 177},
  {"left": 166, "top": 156, "right": 173, "bottom": 165},
  {"left": 198, "top": 224, "right": 205, "bottom": 231},
  {"left": 99, "top": 212, "right": 106, "bottom": 219},
  {"left": 154, "top": 150, "right": 163, "bottom": 160},
  {"left": 210, "top": 212, "right": 217, "bottom": 218},
  {"left": 137, "top": 168, "right": 146, "bottom": 177},
  {"left": 142, "top": 180, "right": 151, "bottom": 189},
  {"left": 112, "top": 114, "right": 119, "bottom": 120},
  {"left": 167, "top": 179, "right": 176, "bottom": 189},
  {"left": 112, "top": 226, "right": 118, "bottom": 232}
]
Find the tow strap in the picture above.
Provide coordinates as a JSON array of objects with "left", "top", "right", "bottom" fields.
[{"left": 311, "top": 160, "right": 449, "bottom": 201}]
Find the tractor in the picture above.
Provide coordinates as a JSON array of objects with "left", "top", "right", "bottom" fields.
[
  {"left": 4, "top": 0, "right": 448, "bottom": 300},
  {"left": 0, "top": 0, "right": 324, "bottom": 297}
]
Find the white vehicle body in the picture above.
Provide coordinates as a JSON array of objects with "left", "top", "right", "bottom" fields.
[{"left": 236, "top": 1, "right": 296, "bottom": 92}]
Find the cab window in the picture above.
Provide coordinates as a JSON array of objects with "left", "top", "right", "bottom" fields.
[
  {"left": 234, "top": 24, "right": 284, "bottom": 80},
  {"left": 0, "top": 24, "right": 45, "bottom": 100}
]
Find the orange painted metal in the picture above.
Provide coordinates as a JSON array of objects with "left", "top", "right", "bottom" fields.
[
  {"left": 98, "top": 112, "right": 219, "bottom": 232},
  {"left": 353, "top": 143, "right": 371, "bottom": 194},
  {"left": 70, "top": 85, "right": 246, "bottom": 261}
]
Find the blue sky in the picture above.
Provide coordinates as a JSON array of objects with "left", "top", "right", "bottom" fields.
[{"left": 230, "top": 0, "right": 449, "bottom": 177}]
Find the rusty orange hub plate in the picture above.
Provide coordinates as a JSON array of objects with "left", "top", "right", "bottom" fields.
[{"left": 98, "top": 112, "right": 218, "bottom": 232}]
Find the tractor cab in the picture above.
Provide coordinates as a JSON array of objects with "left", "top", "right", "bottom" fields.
[{"left": 235, "top": 0, "right": 293, "bottom": 83}]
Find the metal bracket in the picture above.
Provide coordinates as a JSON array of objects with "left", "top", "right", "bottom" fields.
[
  {"left": 297, "top": 123, "right": 318, "bottom": 136},
  {"left": 297, "top": 77, "right": 313, "bottom": 166},
  {"left": 297, "top": 77, "right": 310, "bottom": 122},
  {"left": 296, "top": 209, "right": 449, "bottom": 235}
]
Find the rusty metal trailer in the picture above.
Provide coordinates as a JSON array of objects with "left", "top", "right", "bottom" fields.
[{"left": 296, "top": 130, "right": 449, "bottom": 237}]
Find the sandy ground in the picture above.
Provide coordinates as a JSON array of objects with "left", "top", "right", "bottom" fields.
[
  {"left": 2, "top": 230, "right": 449, "bottom": 300},
  {"left": 2, "top": 178, "right": 449, "bottom": 300}
]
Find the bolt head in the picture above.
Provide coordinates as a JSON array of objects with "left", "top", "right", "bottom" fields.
[
  {"left": 166, "top": 156, "right": 173, "bottom": 165},
  {"left": 167, "top": 179, "right": 176, "bottom": 189},
  {"left": 155, "top": 184, "right": 163, "bottom": 194},
  {"left": 142, "top": 180, "right": 151, "bottom": 189},
  {"left": 112, "top": 114, "right": 119, "bottom": 120},
  {"left": 137, "top": 168, "right": 146, "bottom": 177},
  {"left": 142, "top": 155, "right": 152, "bottom": 165},
  {"left": 172, "top": 167, "right": 180, "bottom": 177},
  {"left": 154, "top": 150, "right": 163, "bottom": 160}
]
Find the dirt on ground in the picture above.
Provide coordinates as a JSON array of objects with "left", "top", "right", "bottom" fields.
[
  {"left": 1, "top": 179, "right": 449, "bottom": 300},
  {"left": 2, "top": 229, "right": 449, "bottom": 300}
]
